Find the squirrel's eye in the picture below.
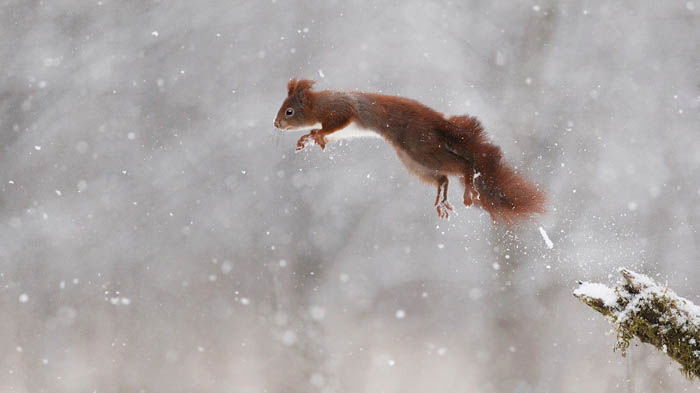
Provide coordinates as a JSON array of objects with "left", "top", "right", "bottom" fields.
[{"left": 285, "top": 108, "right": 294, "bottom": 116}]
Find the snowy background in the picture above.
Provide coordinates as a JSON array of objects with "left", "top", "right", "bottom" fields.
[{"left": 1, "top": 1, "right": 699, "bottom": 392}]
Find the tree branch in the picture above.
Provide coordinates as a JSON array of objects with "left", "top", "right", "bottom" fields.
[{"left": 574, "top": 268, "right": 700, "bottom": 379}]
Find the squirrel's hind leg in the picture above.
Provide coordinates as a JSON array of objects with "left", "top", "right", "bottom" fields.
[
  {"left": 434, "top": 175, "right": 453, "bottom": 219},
  {"left": 461, "top": 171, "right": 477, "bottom": 207},
  {"left": 394, "top": 149, "right": 453, "bottom": 219}
]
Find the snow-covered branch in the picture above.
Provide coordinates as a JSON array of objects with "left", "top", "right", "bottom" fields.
[{"left": 574, "top": 269, "right": 700, "bottom": 379}]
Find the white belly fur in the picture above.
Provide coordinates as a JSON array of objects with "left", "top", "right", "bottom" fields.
[
  {"left": 325, "top": 123, "right": 381, "bottom": 143},
  {"left": 283, "top": 122, "right": 381, "bottom": 143}
]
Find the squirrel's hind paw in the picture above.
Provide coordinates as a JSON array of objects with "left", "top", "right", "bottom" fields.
[{"left": 435, "top": 200, "right": 453, "bottom": 219}]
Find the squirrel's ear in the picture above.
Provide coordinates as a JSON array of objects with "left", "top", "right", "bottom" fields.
[
  {"left": 287, "top": 78, "right": 316, "bottom": 97},
  {"left": 287, "top": 79, "right": 298, "bottom": 96}
]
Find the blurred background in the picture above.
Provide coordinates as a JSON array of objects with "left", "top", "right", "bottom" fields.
[{"left": 1, "top": 1, "right": 699, "bottom": 392}]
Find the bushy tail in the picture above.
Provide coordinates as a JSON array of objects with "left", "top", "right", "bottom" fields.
[{"left": 448, "top": 115, "right": 546, "bottom": 224}]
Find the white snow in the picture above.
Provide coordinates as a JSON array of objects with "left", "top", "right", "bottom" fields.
[
  {"left": 309, "top": 306, "right": 326, "bottom": 321},
  {"left": 577, "top": 270, "right": 700, "bottom": 329},
  {"left": 282, "top": 330, "right": 297, "bottom": 345},
  {"left": 573, "top": 282, "right": 618, "bottom": 308},
  {"left": 220, "top": 260, "right": 233, "bottom": 274},
  {"left": 538, "top": 226, "right": 554, "bottom": 249}
]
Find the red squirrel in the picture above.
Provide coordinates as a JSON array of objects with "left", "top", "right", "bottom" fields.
[{"left": 274, "top": 79, "right": 545, "bottom": 223}]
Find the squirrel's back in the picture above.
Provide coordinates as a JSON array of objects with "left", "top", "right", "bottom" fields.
[{"left": 343, "top": 92, "right": 454, "bottom": 141}]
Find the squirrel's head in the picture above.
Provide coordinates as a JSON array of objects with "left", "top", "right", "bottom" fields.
[{"left": 274, "top": 78, "right": 316, "bottom": 130}]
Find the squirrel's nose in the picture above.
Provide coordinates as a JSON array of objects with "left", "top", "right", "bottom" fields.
[{"left": 274, "top": 119, "right": 281, "bottom": 128}]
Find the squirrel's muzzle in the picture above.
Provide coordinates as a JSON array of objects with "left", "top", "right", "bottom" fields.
[{"left": 274, "top": 119, "right": 289, "bottom": 130}]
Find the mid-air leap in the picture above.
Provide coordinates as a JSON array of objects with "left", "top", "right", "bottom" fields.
[{"left": 274, "top": 79, "right": 545, "bottom": 223}]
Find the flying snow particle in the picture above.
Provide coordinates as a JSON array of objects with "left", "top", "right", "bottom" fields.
[
  {"left": 310, "top": 373, "right": 325, "bottom": 387},
  {"left": 309, "top": 306, "right": 326, "bottom": 321},
  {"left": 43, "top": 57, "right": 62, "bottom": 67},
  {"left": 395, "top": 309, "right": 406, "bottom": 319},
  {"left": 495, "top": 51, "right": 506, "bottom": 66},
  {"left": 221, "top": 260, "right": 233, "bottom": 274},
  {"left": 75, "top": 141, "right": 89, "bottom": 154},
  {"left": 127, "top": 132, "right": 136, "bottom": 140},
  {"left": 18, "top": 293, "right": 29, "bottom": 303},
  {"left": 34, "top": 145, "right": 41, "bottom": 151},
  {"left": 151, "top": 31, "right": 159, "bottom": 37},
  {"left": 538, "top": 226, "right": 554, "bottom": 249},
  {"left": 318, "top": 69, "right": 325, "bottom": 78},
  {"left": 469, "top": 288, "right": 483, "bottom": 300},
  {"left": 282, "top": 330, "right": 297, "bottom": 345}
]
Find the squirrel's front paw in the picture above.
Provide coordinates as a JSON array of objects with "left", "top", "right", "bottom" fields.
[
  {"left": 295, "top": 133, "right": 313, "bottom": 152},
  {"left": 311, "top": 132, "right": 327, "bottom": 150}
]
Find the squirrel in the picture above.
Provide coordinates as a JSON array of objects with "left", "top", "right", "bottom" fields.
[{"left": 274, "top": 79, "right": 545, "bottom": 223}]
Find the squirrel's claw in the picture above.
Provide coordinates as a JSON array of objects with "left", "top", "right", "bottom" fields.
[
  {"left": 295, "top": 130, "right": 326, "bottom": 152},
  {"left": 295, "top": 133, "right": 313, "bottom": 152},
  {"left": 311, "top": 131, "right": 327, "bottom": 150},
  {"left": 435, "top": 200, "right": 453, "bottom": 219}
]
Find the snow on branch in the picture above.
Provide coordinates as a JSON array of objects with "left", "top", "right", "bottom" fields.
[{"left": 574, "top": 268, "right": 700, "bottom": 379}]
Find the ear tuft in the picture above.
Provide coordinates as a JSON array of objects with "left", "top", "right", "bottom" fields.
[{"left": 287, "top": 78, "right": 316, "bottom": 96}]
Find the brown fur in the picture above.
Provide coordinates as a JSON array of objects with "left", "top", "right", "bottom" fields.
[{"left": 274, "top": 79, "right": 546, "bottom": 224}]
